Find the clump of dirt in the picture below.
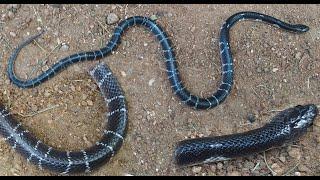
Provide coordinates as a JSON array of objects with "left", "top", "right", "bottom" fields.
[{"left": 0, "top": 4, "right": 319, "bottom": 176}]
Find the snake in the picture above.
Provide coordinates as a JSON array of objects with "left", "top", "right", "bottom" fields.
[
  {"left": 2, "top": 11, "right": 313, "bottom": 173},
  {"left": 0, "top": 63, "right": 128, "bottom": 174},
  {"left": 174, "top": 104, "right": 318, "bottom": 166}
]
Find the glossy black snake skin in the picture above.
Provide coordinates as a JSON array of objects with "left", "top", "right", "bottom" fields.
[
  {"left": 0, "top": 63, "right": 128, "bottom": 174},
  {"left": 174, "top": 104, "right": 318, "bottom": 166},
  {"left": 8, "top": 12, "right": 309, "bottom": 110}
]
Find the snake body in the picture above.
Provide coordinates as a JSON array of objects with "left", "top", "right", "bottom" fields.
[
  {"left": 8, "top": 12, "right": 308, "bottom": 110},
  {"left": 2, "top": 11, "right": 313, "bottom": 173},
  {"left": 174, "top": 104, "right": 318, "bottom": 166},
  {"left": 0, "top": 63, "right": 127, "bottom": 174}
]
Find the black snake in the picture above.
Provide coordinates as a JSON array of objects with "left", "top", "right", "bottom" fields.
[
  {"left": 0, "top": 11, "right": 316, "bottom": 173},
  {"left": 1, "top": 63, "right": 127, "bottom": 174}
]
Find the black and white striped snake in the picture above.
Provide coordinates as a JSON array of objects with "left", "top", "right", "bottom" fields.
[
  {"left": 1, "top": 63, "right": 127, "bottom": 174},
  {"left": 1, "top": 11, "right": 315, "bottom": 174}
]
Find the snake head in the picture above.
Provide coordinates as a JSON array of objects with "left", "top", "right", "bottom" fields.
[{"left": 287, "top": 104, "right": 318, "bottom": 133}]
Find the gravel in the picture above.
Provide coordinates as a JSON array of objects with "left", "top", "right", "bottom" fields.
[{"left": 106, "top": 13, "right": 119, "bottom": 25}]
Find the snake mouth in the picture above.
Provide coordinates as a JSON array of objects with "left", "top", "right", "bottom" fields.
[{"left": 292, "top": 104, "right": 318, "bottom": 129}]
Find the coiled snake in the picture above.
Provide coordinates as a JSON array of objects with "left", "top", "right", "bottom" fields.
[{"left": 1, "top": 11, "right": 317, "bottom": 173}]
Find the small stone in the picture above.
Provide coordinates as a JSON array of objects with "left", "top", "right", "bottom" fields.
[
  {"left": 150, "top": 15, "right": 158, "bottom": 21},
  {"left": 111, "top": 5, "right": 117, "bottom": 10},
  {"left": 298, "top": 164, "right": 310, "bottom": 173},
  {"left": 120, "top": 71, "right": 127, "bottom": 77},
  {"left": 81, "top": 101, "right": 87, "bottom": 106},
  {"left": 7, "top": 11, "right": 14, "bottom": 19},
  {"left": 143, "top": 42, "right": 148, "bottom": 47},
  {"left": 279, "top": 156, "right": 286, "bottom": 163},
  {"left": 148, "top": 78, "right": 155, "bottom": 86},
  {"left": 192, "top": 166, "right": 202, "bottom": 173},
  {"left": 37, "top": 27, "right": 42, "bottom": 31},
  {"left": 294, "top": 171, "right": 301, "bottom": 176},
  {"left": 42, "top": 65, "right": 49, "bottom": 72},
  {"left": 227, "top": 171, "right": 241, "bottom": 176},
  {"left": 272, "top": 67, "right": 279, "bottom": 73},
  {"left": 271, "top": 163, "right": 283, "bottom": 175},
  {"left": 288, "top": 147, "right": 301, "bottom": 160},
  {"left": 44, "top": 91, "right": 51, "bottom": 97},
  {"left": 283, "top": 79, "right": 287, "bottom": 83},
  {"left": 60, "top": 43, "right": 69, "bottom": 51},
  {"left": 217, "top": 162, "right": 224, "bottom": 170},
  {"left": 70, "top": 85, "right": 76, "bottom": 91},
  {"left": 106, "top": 13, "right": 119, "bottom": 25},
  {"left": 247, "top": 113, "right": 256, "bottom": 123},
  {"left": 257, "top": 67, "right": 262, "bottom": 73},
  {"left": 9, "top": 32, "right": 16, "bottom": 37},
  {"left": 295, "top": 52, "right": 302, "bottom": 59},
  {"left": 87, "top": 100, "right": 93, "bottom": 106}
]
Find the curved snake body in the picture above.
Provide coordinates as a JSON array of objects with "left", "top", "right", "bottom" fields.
[
  {"left": 174, "top": 104, "right": 318, "bottom": 166},
  {"left": 0, "top": 63, "right": 127, "bottom": 174},
  {"left": 2, "top": 11, "right": 313, "bottom": 172},
  {"left": 8, "top": 12, "right": 309, "bottom": 110}
]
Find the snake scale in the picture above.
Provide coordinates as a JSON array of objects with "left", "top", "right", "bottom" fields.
[{"left": 0, "top": 11, "right": 317, "bottom": 174}]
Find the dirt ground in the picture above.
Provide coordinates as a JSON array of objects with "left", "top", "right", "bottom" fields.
[{"left": 0, "top": 4, "right": 319, "bottom": 176}]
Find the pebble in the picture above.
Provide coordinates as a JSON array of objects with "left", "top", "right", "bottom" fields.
[
  {"left": 295, "top": 52, "right": 302, "bottom": 59},
  {"left": 9, "top": 32, "right": 16, "bottom": 37},
  {"left": 120, "top": 71, "right": 127, "bottom": 77},
  {"left": 60, "top": 43, "right": 69, "bottom": 51},
  {"left": 106, "top": 13, "right": 119, "bottom": 25},
  {"left": 217, "top": 162, "right": 224, "bottom": 170},
  {"left": 272, "top": 67, "right": 279, "bottom": 73},
  {"left": 298, "top": 164, "right": 310, "bottom": 173},
  {"left": 87, "top": 100, "right": 93, "bottom": 106},
  {"left": 294, "top": 171, "right": 301, "bottom": 176},
  {"left": 144, "top": 42, "right": 148, "bottom": 47},
  {"left": 44, "top": 90, "right": 51, "bottom": 97},
  {"left": 271, "top": 163, "right": 283, "bottom": 175},
  {"left": 227, "top": 171, "right": 241, "bottom": 176},
  {"left": 81, "top": 101, "right": 87, "bottom": 106},
  {"left": 288, "top": 147, "right": 301, "bottom": 160},
  {"left": 192, "top": 166, "right": 202, "bottom": 173},
  {"left": 279, "top": 155, "right": 286, "bottom": 163},
  {"left": 148, "top": 78, "right": 155, "bottom": 86},
  {"left": 150, "top": 15, "right": 158, "bottom": 21},
  {"left": 247, "top": 113, "right": 256, "bottom": 123},
  {"left": 70, "top": 85, "right": 76, "bottom": 91}
]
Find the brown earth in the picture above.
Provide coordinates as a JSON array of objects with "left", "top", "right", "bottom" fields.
[{"left": 0, "top": 4, "right": 319, "bottom": 176}]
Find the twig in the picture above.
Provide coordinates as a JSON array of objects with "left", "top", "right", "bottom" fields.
[
  {"left": 15, "top": 104, "right": 60, "bottom": 117},
  {"left": 281, "top": 161, "right": 300, "bottom": 176},
  {"left": 263, "top": 151, "right": 277, "bottom": 176},
  {"left": 251, "top": 161, "right": 260, "bottom": 172}
]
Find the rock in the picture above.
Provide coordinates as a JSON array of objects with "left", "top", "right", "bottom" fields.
[
  {"left": 217, "top": 162, "right": 224, "bottom": 170},
  {"left": 144, "top": 42, "right": 148, "bottom": 47},
  {"left": 120, "top": 71, "right": 127, "bottom": 77},
  {"left": 294, "top": 171, "right": 301, "bottom": 176},
  {"left": 272, "top": 67, "right": 279, "bottom": 73},
  {"left": 148, "top": 78, "right": 155, "bottom": 86},
  {"left": 227, "top": 171, "right": 241, "bottom": 176},
  {"left": 192, "top": 166, "right": 202, "bottom": 173},
  {"left": 150, "top": 15, "right": 158, "bottom": 21},
  {"left": 271, "top": 163, "right": 283, "bottom": 175},
  {"left": 44, "top": 90, "right": 51, "bottom": 97},
  {"left": 60, "top": 43, "right": 69, "bottom": 51},
  {"left": 288, "top": 147, "right": 301, "bottom": 160},
  {"left": 279, "top": 155, "right": 286, "bottom": 163},
  {"left": 9, "top": 32, "right": 16, "bottom": 37},
  {"left": 295, "top": 52, "right": 302, "bottom": 59},
  {"left": 87, "top": 100, "right": 93, "bottom": 106},
  {"left": 247, "top": 113, "right": 256, "bottom": 123},
  {"left": 106, "top": 13, "right": 119, "bottom": 25},
  {"left": 298, "top": 164, "right": 310, "bottom": 173}
]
